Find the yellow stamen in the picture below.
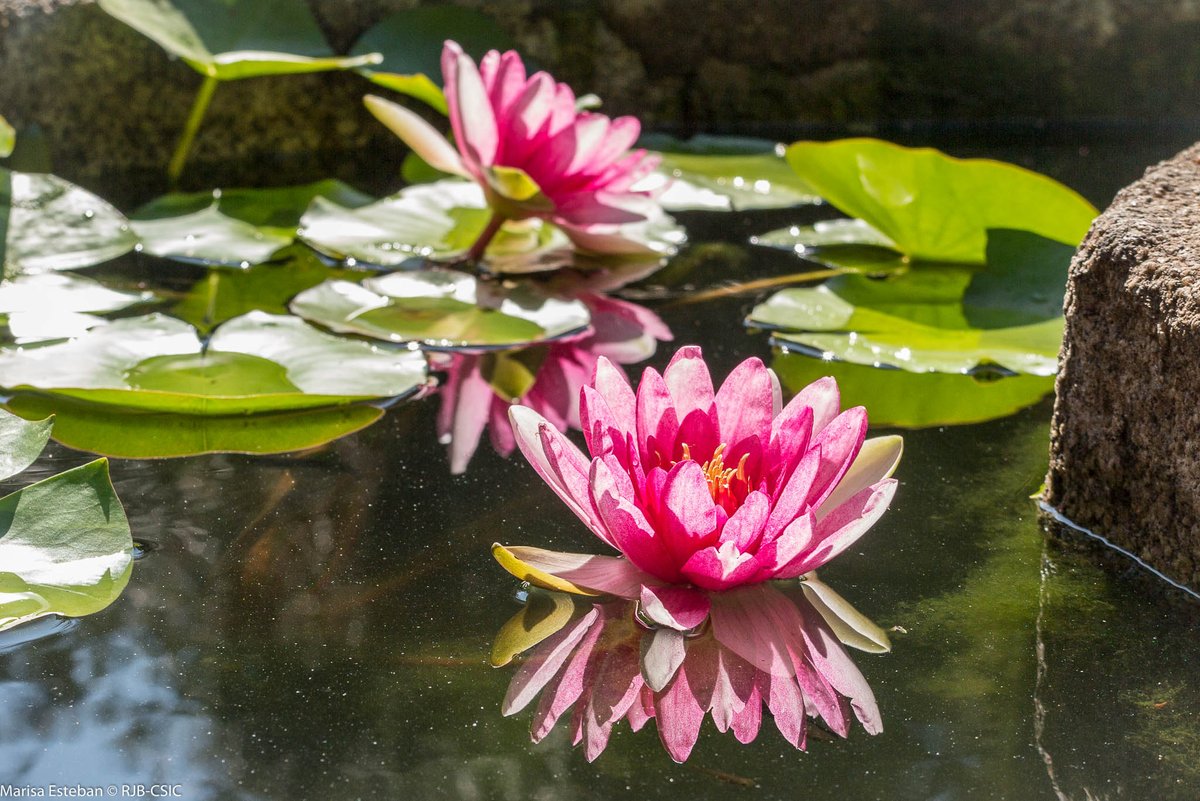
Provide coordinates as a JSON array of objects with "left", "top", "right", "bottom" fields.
[{"left": 676, "top": 442, "right": 750, "bottom": 504}]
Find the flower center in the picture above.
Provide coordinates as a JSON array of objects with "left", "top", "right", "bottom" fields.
[{"left": 681, "top": 443, "right": 748, "bottom": 506}]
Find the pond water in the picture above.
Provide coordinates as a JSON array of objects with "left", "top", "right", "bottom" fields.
[{"left": 2, "top": 135, "right": 1198, "bottom": 801}]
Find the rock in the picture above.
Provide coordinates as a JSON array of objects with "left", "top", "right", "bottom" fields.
[{"left": 1045, "top": 142, "right": 1200, "bottom": 592}]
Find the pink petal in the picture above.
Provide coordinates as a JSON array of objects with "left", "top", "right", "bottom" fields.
[
  {"left": 715, "top": 357, "right": 774, "bottom": 452},
  {"left": 806, "top": 406, "right": 868, "bottom": 510},
  {"left": 761, "top": 670, "right": 807, "bottom": 749},
  {"left": 502, "top": 607, "right": 598, "bottom": 715},
  {"left": 673, "top": 408, "right": 719, "bottom": 465},
  {"left": 442, "top": 41, "right": 498, "bottom": 168},
  {"left": 627, "top": 685, "right": 656, "bottom": 732},
  {"left": 796, "top": 596, "right": 882, "bottom": 734},
  {"left": 557, "top": 221, "right": 663, "bottom": 257},
  {"left": 718, "top": 490, "right": 770, "bottom": 551},
  {"left": 509, "top": 406, "right": 614, "bottom": 547},
  {"left": 777, "top": 480, "right": 898, "bottom": 578},
  {"left": 590, "top": 458, "right": 680, "bottom": 580},
  {"left": 708, "top": 584, "right": 802, "bottom": 677},
  {"left": 585, "top": 295, "right": 674, "bottom": 360},
  {"left": 730, "top": 681, "right": 763, "bottom": 744},
  {"left": 530, "top": 607, "right": 607, "bottom": 742},
  {"left": 500, "top": 545, "right": 657, "bottom": 598},
  {"left": 791, "top": 375, "right": 841, "bottom": 437},
  {"left": 580, "top": 115, "right": 641, "bottom": 175},
  {"left": 754, "top": 510, "right": 814, "bottom": 577},
  {"left": 635, "top": 367, "right": 679, "bottom": 469},
  {"left": 764, "top": 445, "right": 822, "bottom": 541},
  {"left": 440, "top": 354, "right": 493, "bottom": 475},
  {"left": 654, "top": 460, "right": 720, "bottom": 563},
  {"left": 680, "top": 542, "right": 762, "bottom": 592},
  {"left": 484, "top": 50, "right": 527, "bottom": 121},
  {"left": 654, "top": 658, "right": 705, "bottom": 762},
  {"left": 767, "top": 403, "right": 814, "bottom": 497},
  {"left": 639, "top": 584, "right": 711, "bottom": 631},
  {"left": 501, "top": 71, "right": 555, "bottom": 164},
  {"left": 640, "top": 626, "right": 686, "bottom": 692},
  {"left": 818, "top": 435, "right": 903, "bottom": 519},
  {"left": 590, "top": 356, "right": 637, "bottom": 434},
  {"left": 663, "top": 346, "right": 716, "bottom": 425},
  {"left": 486, "top": 394, "right": 516, "bottom": 458}
]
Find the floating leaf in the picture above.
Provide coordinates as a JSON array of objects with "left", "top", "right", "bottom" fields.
[
  {"left": 132, "top": 181, "right": 372, "bottom": 267},
  {"left": 172, "top": 247, "right": 352, "bottom": 333},
  {"left": 3, "top": 312, "right": 108, "bottom": 345},
  {"left": 2, "top": 169, "right": 137, "bottom": 275},
  {"left": 291, "top": 269, "right": 590, "bottom": 351},
  {"left": 748, "top": 229, "right": 1073, "bottom": 375},
  {"left": 0, "top": 114, "right": 13, "bottom": 159},
  {"left": 298, "top": 180, "right": 569, "bottom": 269},
  {"left": 4, "top": 394, "right": 384, "bottom": 459},
  {"left": 650, "top": 145, "right": 821, "bottom": 211},
  {"left": 0, "top": 409, "right": 53, "bottom": 481},
  {"left": 751, "top": 219, "right": 909, "bottom": 273},
  {"left": 96, "top": 0, "right": 381, "bottom": 80},
  {"left": 0, "top": 459, "right": 132, "bottom": 631},
  {"left": 0, "top": 273, "right": 151, "bottom": 316},
  {"left": 491, "top": 589, "right": 583, "bottom": 667},
  {"left": 783, "top": 138, "right": 1097, "bottom": 263},
  {"left": 0, "top": 312, "right": 428, "bottom": 413},
  {"left": 352, "top": 6, "right": 515, "bottom": 113},
  {"left": 772, "top": 352, "right": 1055, "bottom": 427}
]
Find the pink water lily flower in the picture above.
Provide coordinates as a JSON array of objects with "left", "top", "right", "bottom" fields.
[
  {"left": 365, "top": 41, "right": 662, "bottom": 259},
  {"left": 494, "top": 346, "right": 902, "bottom": 637},
  {"left": 436, "top": 293, "right": 672, "bottom": 473}
]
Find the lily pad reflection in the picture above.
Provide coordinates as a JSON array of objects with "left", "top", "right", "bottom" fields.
[{"left": 290, "top": 270, "right": 591, "bottom": 351}]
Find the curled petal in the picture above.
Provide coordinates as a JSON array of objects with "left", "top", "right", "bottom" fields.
[
  {"left": 492, "top": 544, "right": 654, "bottom": 598},
  {"left": 777, "top": 479, "right": 898, "bottom": 578},
  {"left": 442, "top": 40, "right": 499, "bottom": 169},
  {"left": 799, "top": 574, "right": 891, "bottom": 653},
  {"left": 364, "top": 95, "right": 468, "bottom": 177},
  {"left": 818, "top": 435, "right": 903, "bottom": 519},
  {"left": 640, "top": 626, "right": 686, "bottom": 692}
]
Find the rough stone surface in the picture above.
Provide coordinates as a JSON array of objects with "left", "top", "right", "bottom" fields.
[{"left": 1046, "top": 142, "right": 1200, "bottom": 591}]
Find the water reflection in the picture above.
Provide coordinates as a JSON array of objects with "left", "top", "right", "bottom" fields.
[
  {"left": 434, "top": 292, "right": 671, "bottom": 473},
  {"left": 494, "top": 578, "right": 888, "bottom": 763}
]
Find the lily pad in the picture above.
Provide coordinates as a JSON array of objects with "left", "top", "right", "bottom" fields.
[
  {"left": 748, "top": 230, "right": 1074, "bottom": 375},
  {"left": 351, "top": 6, "right": 515, "bottom": 114},
  {"left": 751, "top": 219, "right": 909, "bottom": 274},
  {"left": 651, "top": 149, "right": 822, "bottom": 211},
  {"left": 132, "top": 181, "right": 372, "bottom": 267},
  {"left": 0, "top": 312, "right": 428, "bottom": 413},
  {"left": 772, "top": 352, "right": 1055, "bottom": 428},
  {"left": 172, "top": 247, "right": 352, "bottom": 333},
  {"left": 2, "top": 169, "right": 138, "bottom": 275},
  {"left": 290, "top": 269, "right": 591, "bottom": 351},
  {"left": 0, "top": 409, "right": 53, "bottom": 481},
  {"left": 0, "top": 458, "right": 132, "bottom": 632},
  {"left": 0, "top": 273, "right": 151, "bottom": 317},
  {"left": 4, "top": 394, "right": 384, "bottom": 459},
  {"left": 783, "top": 138, "right": 1097, "bottom": 263},
  {"left": 96, "top": 0, "right": 381, "bottom": 80},
  {"left": 298, "top": 180, "right": 571, "bottom": 269}
]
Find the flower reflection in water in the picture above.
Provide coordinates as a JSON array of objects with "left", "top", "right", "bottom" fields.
[
  {"left": 434, "top": 292, "right": 672, "bottom": 474},
  {"left": 493, "top": 576, "right": 890, "bottom": 762}
]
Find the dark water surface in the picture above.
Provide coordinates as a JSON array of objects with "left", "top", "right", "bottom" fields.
[{"left": 2, "top": 138, "right": 1198, "bottom": 801}]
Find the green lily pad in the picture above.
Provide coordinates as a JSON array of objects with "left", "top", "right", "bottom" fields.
[
  {"left": 298, "top": 180, "right": 570, "bottom": 269},
  {"left": 747, "top": 229, "right": 1073, "bottom": 375},
  {"left": 772, "top": 352, "right": 1055, "bottom": 428},
  {"left": 2, "top": 169, "right": 138, "bottom": 275},
  {"left": 0, "top": 458, "right": 132, "bottom": 632},
  {"left": 96, "top": 0, "right": 381, "bottom": 80},
  {"left": 783, "top": 138, "right": 1097, "bottom": 263},
  {"left": 0, "top": 273, "right": 151, "bottom": 316},
  {"left": 172, "top": 247, "right": 353, "bottom": 333},
  {"left": 652, "top": 147, "right": 822, "bottom": 211},
  {"left": 0, "top": 311, "right": 428, "bottom": 413},
  {"left": 2, "top": 312, "right": 108, "bottom": 344},
  {"left": 0, "top": 409, "right": 53, "bottom": 481},
  {"left": 4, "top": 394, "right": 384, "bottom": 459},
  {"left": 290, "top": 269, "right": 590, "bottom": 350},
  {"left": 132, "top": 181, "right": 372, "bottom": 267},
  {"left": 351, "top": 6, "right": 515, "bottom": 114}
]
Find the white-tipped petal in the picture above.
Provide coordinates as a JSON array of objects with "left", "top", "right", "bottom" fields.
[{"left": 364, "top": 94, "right": 469, "bottom": 177}]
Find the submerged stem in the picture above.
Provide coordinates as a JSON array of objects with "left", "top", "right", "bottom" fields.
[
  {"left": 168, "top": 75, "right": 220, "bottom": 186},
  {"left": 464, "top": 213, "right": 506, "bottom": 265}
]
